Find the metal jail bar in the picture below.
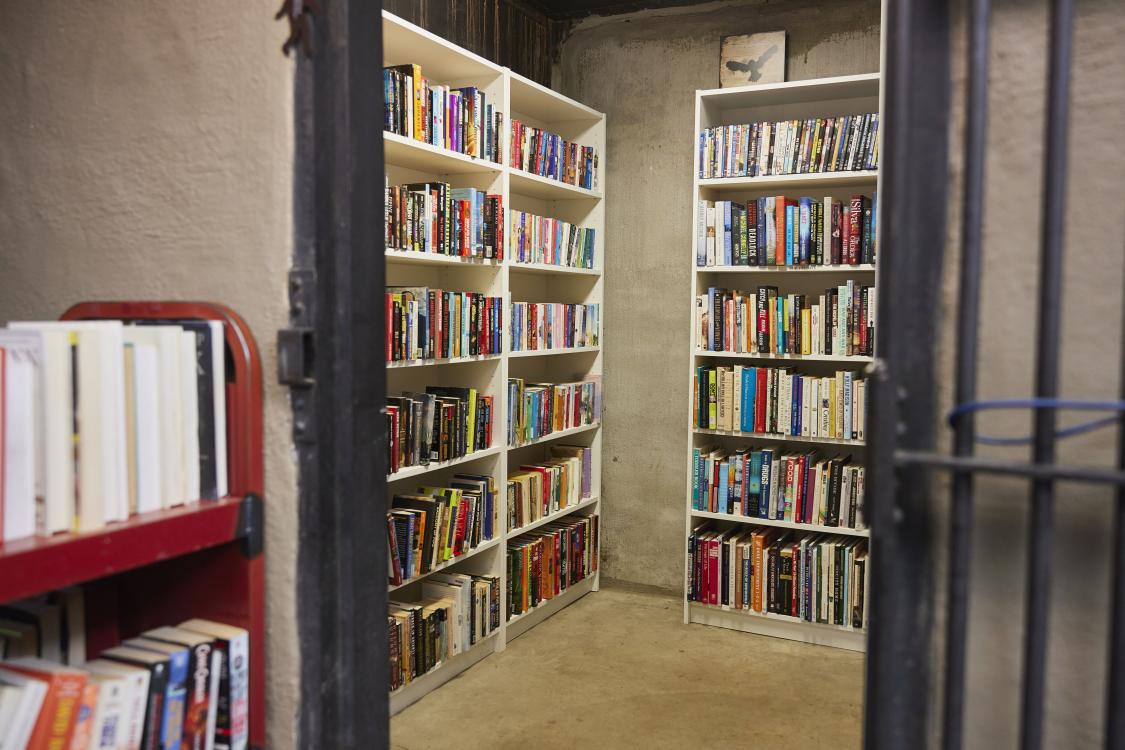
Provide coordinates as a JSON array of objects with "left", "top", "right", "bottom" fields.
[{"left": 865, "top": 0, "right": 1125, "bottom": 748}]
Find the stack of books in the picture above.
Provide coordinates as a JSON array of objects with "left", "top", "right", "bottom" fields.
[
  {"left": 385, "top": 288, "right": 503, "bottom": 363},
  {"left": 387, "top": 477, "right": 499, "bottom": 586},
  {"left": 388, "top": 574, "right": 501, "bottom": 691},
  {"left": 387, "top": 387, "right": 494, "bottom": 474},
  {"left": 383, "top": 64, "right": 503, "bottom": 163},
  {"left": 692, "top": 365, "right": 866, "bottom": 441},
  {"left": 510, "top": 121, "right": 598, "bottom": 189},
  {"left": 509, "top": 209, "right": 596, "bottom": 269},
  {"left": 0, "top": 591, "right": 247, "bottom": 750},
  {"left": 0, "top": 320, "right": 229, "bottom": 542},
  {"left": 687, "top": 522, "right": 868, "bottom": 629},
  {"left": 698, "top": 113, "right": 879, "bottom": 178},
  {"left": 509, "top": 302, "right": 600, "bottom": 352},
  {"left": 696, "top": 282, "right": 875, "bottom": 357},
  {"left": 507, "top": 514, "right": 599, "bottom": 619},
  {"left": 696, "top": 194, "right": 876, "bottom": 267},
  {"left": 507, "top": 444, "right": 592, "bottom": 532},
  {"left": 507, "top": 378, "right": 600, "bottom": 447},
  {"left": 385, "top": 178, "right": 504, "bottom": 260},
  {"left": 691, "top": 446, "right": 865, "bottom": 529}
]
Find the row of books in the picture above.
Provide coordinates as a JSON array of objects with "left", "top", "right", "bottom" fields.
[
  {"left": 388, "top": 574, "right": 501, "bottom": 692},
  {"left": 387, "top": 477, "right": 498, "bottom": 586},
  {"left": 687, "top": 523, "right": 868, "bottom": 629},
  {"left": 692, "top": 446, "right": 866, "bottom": 529},
  {"left": 386, "top": 387, "right": 494, "bottom": 475},
  {"left": 698, "top": 114, "right": 879, "bottom": 179},
  {"left": 509, "top": 209, "right": 596, "bottom": 269},
  {"left": 385, "top": 288, "right": 503, "bottom": 363},
  {"left": 383, "top": 64, "right": 503, "bottom": 163},
  {"left": 0, "top": 320, "right": 229, "bottom": 542},
  {"left": 385, "top": 179, "right": 504, "bottom": 260},
  {"left": 507, "top": 445, "right": 593, "bottom": 532},
  {"left": 509, "top": 302, "right": 600, "bottom": 353},
  {"left": 692, "top": 365, "right": 867, "bottom": 441},
  {"left": 507, "top": 514, "right": 599, "bottom": 619},
  {"left": 696, "top": 194, "right": 876, "bottom": 267},
  {"left": 507, "top": 378, "right": 600, "bottom": 447},
  {"left": 696, "top": 283, "right": 875, "bottom": 358},
  {"left": 510, "top": 120, "right": 598, "bottom": 190},
  {"left": 0, "top": 593, "right": 246, "bottom": 750}
]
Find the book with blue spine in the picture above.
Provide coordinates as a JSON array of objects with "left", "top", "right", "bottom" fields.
[
  {"left": 785, "top": 203, "right": 795, "bottom": 265},
  {"left": 748, "top": 452, "right": 763, "bottom": 516},
  {"left": 691, "top": 449, "right": 701, "bottom": 509}
]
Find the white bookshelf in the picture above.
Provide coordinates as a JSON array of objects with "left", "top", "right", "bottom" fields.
[
  {"left": 684, "top": 73, "right": 881, "bottom": 653},
  {"left": 383, "top": 10, "right": 605, "bottom": 713}
]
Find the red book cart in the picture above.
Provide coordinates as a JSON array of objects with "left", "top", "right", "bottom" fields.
[{"left": 0, "top": 301, "right": 266, "bottom": 749}]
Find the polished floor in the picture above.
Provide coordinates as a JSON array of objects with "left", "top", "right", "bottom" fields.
[{"left": 392, "top": 581, "right": 865, "bottom": 749}]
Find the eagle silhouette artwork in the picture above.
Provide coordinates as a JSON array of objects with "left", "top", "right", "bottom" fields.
[{"left": 725, "top": 44, "right": 779, "bottom": 82}]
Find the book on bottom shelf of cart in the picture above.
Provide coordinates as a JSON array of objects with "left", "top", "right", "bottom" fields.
[
  {"left": 687, "top": 522, "right": 867, "bottom": 629},
  {"left": 692, "top": 364, "right": 864, "bottom": 441},
  {"left": 691, "top": 445, "right": 865, "bottom": 529},
  {"left": 507, "top": 514, "right": 599, "bottom": 619},
  {"left": 0, "top": 587, "right": 249, "bottom": 750},
  {"left": 387, "top": 574, "right": 501, "bottom": 692},
  {"left": 0, "top": 318, "right": 231, "bottom": 542},
  {"left": 387, "top": 477, "right": 499, "bottom": 586}
]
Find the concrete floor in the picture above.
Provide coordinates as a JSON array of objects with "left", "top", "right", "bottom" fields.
[{"left": 392, "top": 582, "right": 865, "bottom": 749}]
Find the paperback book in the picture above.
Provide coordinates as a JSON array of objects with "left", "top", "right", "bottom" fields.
[{"left": 385, "top": 288, "right": 503, "bottom": 363}]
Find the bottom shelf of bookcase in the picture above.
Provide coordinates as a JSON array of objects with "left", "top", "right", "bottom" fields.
[
  {"left": 687, "top": 602, "right": 866, "bottom": 652},
  {"left": 505, "top": 573, "right": 599, "bottom": 642},
  {"left": 390, "top": 629, "right": 502, "bottom": 715}
]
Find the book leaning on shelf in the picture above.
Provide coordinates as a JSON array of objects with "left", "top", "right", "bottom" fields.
[
  {"left": 387, "top": 387, "right": 494, "bottom": 475},
  {"left": 697, "top": 194, "right": 876, "bottom": 267},
  {"left": 388, "top": 573, "right": 501, "bottom": 692},
  {"left": 509, "top": 302, "right": 600, "bottom": 353},
  {"left": 383, "top": 64, "right": 503, "bottom": 163},
  {"left": 507, "top": 514, "right": 599, "bottom": 619},
  {"left": 692, "top": 445, "right": 866, "bottom": 529},
  {"left": 687, "top": 522, "right": 868, "bottom": 629},
  {"left": 697, "top": 282, "right": 874, "bottom": 357},
  {"left": 0, "top": 320, "right": 229, "bottom": 542},
  {"left": 385, "top": 288, "right": 503, "bottom": 363},
  {"left": 385, "top": 178, "right": 504, "bottom": 260},
  {"left": 509, "top": 209, "right": 596, "bottom": 269},
  {"left": 692, "top": 365, "right": 866, "bottom": 441},
  {"left": 507, "top": 444, "right": 593, "bottom": 532},
  {"left": 0, "top": 589, "right": 248, "bottom": 750},
  {"left": 699, "top": 113, "right": 879, "bottom": 179},
  {"left": 387, "top": 476, "right": 499, "bottom": 587},
  {"left": 510, "top": 120, "right": 598, "bottom": 189},
  {"left": 507, "top": 378, "right": 600, "bottom": 447}
]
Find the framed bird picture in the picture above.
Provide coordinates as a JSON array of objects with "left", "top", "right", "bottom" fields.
[{"left": 720, "top": 32, "right": 786, "bottom": 88}]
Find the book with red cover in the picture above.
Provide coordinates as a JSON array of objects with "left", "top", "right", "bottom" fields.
[{"left": 5, "top": 657, "right": 87, "bottom": 750}]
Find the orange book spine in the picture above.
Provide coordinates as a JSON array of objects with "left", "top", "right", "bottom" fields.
[
  {"left": 9, "top": 668, "right": 86, "bottom": 750},
  {"left": 774, "top": 196, "right": 786, "bottom": 265},
  {"left": 66, "top": 683, "right": 99, "bottom": 750},
  {"left": 752, "top": 532, "right": 765, "bottom": 612}
]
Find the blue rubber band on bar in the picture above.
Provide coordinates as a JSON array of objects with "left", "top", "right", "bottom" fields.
[{"left": 946, "top": 398, "right": 1125, "bottom": 446}]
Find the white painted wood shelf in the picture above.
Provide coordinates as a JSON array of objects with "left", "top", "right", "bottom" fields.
[
  {"left": 684, "top": 72, "right": 881, "bottom": 653},
  {"left": 383, "top": 9, "right": 605, "bottom": 712}
]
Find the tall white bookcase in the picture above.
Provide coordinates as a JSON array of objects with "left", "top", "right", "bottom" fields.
[
  {"left": 684, "top": 73, "right": 882, "bottom": 652},
  {"left": 383, "top": 11, "right": 605, "bottom": 713}
]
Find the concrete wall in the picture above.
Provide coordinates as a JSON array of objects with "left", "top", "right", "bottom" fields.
[
  {"left": 938, "top": 0, "right": 1125, "bottom": 745},
  {"left": 0, "top": 3, "right": 299, "bottom": 748},
  {"left": 556, "top": 0, "right": 882, "bottom": 592}
]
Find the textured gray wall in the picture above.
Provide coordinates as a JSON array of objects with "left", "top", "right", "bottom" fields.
[
  {"left": 0, "top": 3, "right": 299, "bottom": 748},
  {"left": 556, "top": 0, "right": 882, "bottom": 592}
]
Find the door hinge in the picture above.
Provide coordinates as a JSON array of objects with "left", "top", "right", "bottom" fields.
[{"left": 279, "top": 267, "right": 316, "bottom": 387}]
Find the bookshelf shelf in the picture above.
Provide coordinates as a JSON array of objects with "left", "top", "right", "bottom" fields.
[
  {"left": 509, "top": 496, "right": 600, "bottom": 537},
  {"left": 688, "top": 509, "right": 870, "bottom": 538},
  {"left": 693, "top": 349, "right": 874, "bottom": 364},
  {"left": 509, "top": 167, "right": 603, "bottom": 201},
  {"left": 388, "top": 536, "right": 504, "bottom": 593},
  {"left": 383, "top": 131, "right": 503, "bottom": 176},
  {"left": 508, "top": 262, "right": 602, "bottom": 277},
  {"left": 385, "top": 248, "right": 501, "bottom": 268},
  {"left": 383, "top": 9, "right": 605, "bottom": 711},
  {"left": 685, "top": 72, "right": 879, "bottom": 653},
  {"left": 510, "top": 422, "right": 601, "bottom": 450},
  {"left": 507, "top": 345, "right": 601, "bottom": 358},
  {"left": 386, "top": 446, "right": 503, "bottom": 483}
]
